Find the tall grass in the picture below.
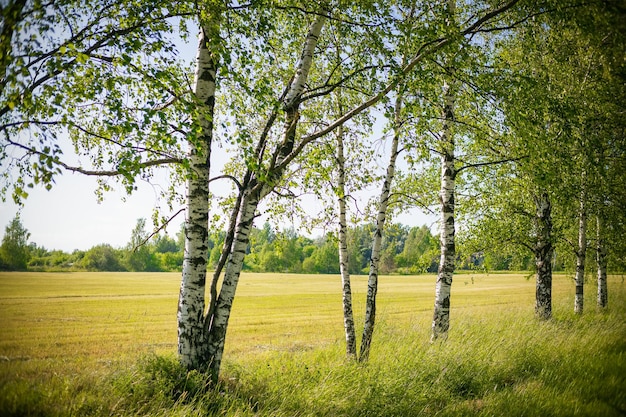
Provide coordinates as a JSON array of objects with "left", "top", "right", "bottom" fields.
[{"left": 0, "top": 272, "right": 624, "bottom": 416}]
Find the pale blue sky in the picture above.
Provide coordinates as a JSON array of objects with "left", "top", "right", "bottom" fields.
[
  {"left": 0, "top": 150, "right": 436, "bottom": 252},
  {"left": 0, "top": 19, "right": 437, "bottom": 252}
]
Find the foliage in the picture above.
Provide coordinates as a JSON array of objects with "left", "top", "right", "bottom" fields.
[
  {"left": 0, "top": 214, "right": 30, "bottom": 270},
  {"left": 124, "top": 218, "right": 160, "bottom": 272},
  {"left": 1, "top": 0, "right": 191, "bottom": 206},
  {"left": 80, "top": 244, "right": 125, "bottom": 272}
]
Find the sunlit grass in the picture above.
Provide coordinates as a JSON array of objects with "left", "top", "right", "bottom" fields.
[{"left": 0, "top": 271, "right": 624, "bottom": 416}]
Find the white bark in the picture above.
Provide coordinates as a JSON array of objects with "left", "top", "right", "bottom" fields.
[
  {"left": 336, "top": 123, "right": 357, "bottom": 359},
  {"left": 204, "top": 10, "right": 327, "bottom": 381},
  {"left": 206, "top": 187, "right": 260, "bottom": 379},
  {"left": 431, "top": 81, "right": 456, "bottom": 341},
  {"left": 596, "top": 215, "right": 608, "bottom": 308},
  {"left": 431, "top": 0, "right": 457, "bottom": 342},
  {"left": 574, "top": 185, "right": 587, "bottom": 314},
  {"left": 359, "top": 93, "right": 402, "bottom": 362},
  {"left": 177, "top": 24, "right": 218, "bottom": 370},
  {"left": 534, "top": 192, "right": 553, "bottom": 319},
  {"left": 282, "top": 14, "right": 326, "bottom": 111}
]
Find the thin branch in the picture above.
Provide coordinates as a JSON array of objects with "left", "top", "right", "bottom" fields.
[
  {"left": 455, "top": 155, "right": 528, "bottom": 177},
  {"left": 300, "top": 64, "right": 389, "bottom": 103},
  {"left": 6, "top": 137, "right": 182, "bottom": 176},
  {"left": 392, "top": 191, "right": 437, "bottom": 215},
  {"left": 272, "top": 4, "right": 385, "bottom": 28},
  {"left": 209, "top": 174, "right": 242, "bottom": 190},
  {"left": 2, "top": 119, "right": 182, "bottom": 161},
  {"left": 133, "top": 208, "right": 185, "bottom": 251}
]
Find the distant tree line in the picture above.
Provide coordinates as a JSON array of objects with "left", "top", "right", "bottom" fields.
[{"left": 5, "top": 214, "right": 587, "bottom": 274}]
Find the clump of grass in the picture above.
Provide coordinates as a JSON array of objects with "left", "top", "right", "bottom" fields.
[
  {"left": 221, "top": 302, "right": 626, "bottom": 417},
  {"left": 1, "top": 272, "right": 624, "bottom": 416}
]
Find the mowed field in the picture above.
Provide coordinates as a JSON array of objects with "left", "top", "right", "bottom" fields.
[
  {"left": 0, "top": 271, "right": 553, "bottom": 361},
  {"left": 0, "top": 271, "right": 625, "bottom": 416}
]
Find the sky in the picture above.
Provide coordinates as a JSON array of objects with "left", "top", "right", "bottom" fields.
[
  {"left": 0, "top": 171, "right": 175, "bottom": 252},
  {"left": 0, "top": 14, "right": 437, "bottom": 253},
  {"left": 0, "top": 151, "right": 437, "bottom": 252}
]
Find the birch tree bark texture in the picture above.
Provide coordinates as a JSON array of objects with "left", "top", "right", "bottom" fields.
[
  {"left": 177, "top": 21, "right": 219, "bottom": 370},
  {"left": 533, "top": 191, "right": 553, "bottom": 320},
  {"left": 359, "top": 93, "right": 403, "bottom": 362},
  {"left": 204, "top": 10, "right": 328, "bottom": 381},
  {"left": 336, "top": 122, "right": 357, "bottom": 359},
  {"left": 431, "top": 79, "right": 456, "bottom": 341},
  {"left": 574, "top": 186, "right": 587, "bottom": 314},
  {"left": 596, "top": 215, "right": 608, "bottom": 308},
  {"left": 206, "top": 186, "right": 261, "bottom": 380}
]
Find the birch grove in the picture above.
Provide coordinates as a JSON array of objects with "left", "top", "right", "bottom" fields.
[{"left": 4, "top": 0, "right": 625, "bottom": 383}]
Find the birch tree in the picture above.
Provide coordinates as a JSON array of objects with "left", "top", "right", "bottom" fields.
[
  {"left": 460, "top": 0, "right": 626, "bottom": 320},
  {"left": 203, "top": 6, "right": 331, "bottom": 380},
  {"left": 3, "top": 0, "right": 533, "bottom": 379},
  {"left": 177, "top": 1, "right": 222, "bottom": 369},
  {"left": 596, "top": 215, "right": 608, "bottom": 308},
  {"left": 431, "top": 66, "right": 457, "bottom": 340},
  {"left": 573, "top": 179, "right": 587, "bottom": 314},
  {"left": 336, "top": 109, "right": 357, "bottom": 359},
  {"left": 359, "top": 92, "right": 404, "bottom": 361}
]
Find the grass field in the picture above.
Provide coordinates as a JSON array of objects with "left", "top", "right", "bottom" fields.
[{"left": 0, "top": 271, "right": 624, "bottom": 416}]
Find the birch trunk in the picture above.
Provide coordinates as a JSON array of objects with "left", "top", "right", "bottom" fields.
[
  {"left": 431, "top": 0, "right": 457, "bottom": 342},
  {"left": 177, "top": 24, "right": 218, "bottom": 370},
  {"left": 574, "top": 186, "right": 587, "bottom": 314},
  {"left": 336, "top": 123, "right": 357, "bottom": 359},
  {"left": 359, "top": 93, "right": 402, "bottom": 362},
  {"left": 596, "top": 215, "right": 608, "bottom": 308},
  {"left": 534, "top": 192, "right": 553, "bottom": 320},
  {"left": 204, "top": 11, "right": 327, "bottom": 381},
  {"left": 431, "top": 81, "right": 456, "bottom": 341},
  {"left": 206, "top": 186, "right": 261, "bottom": 380}
]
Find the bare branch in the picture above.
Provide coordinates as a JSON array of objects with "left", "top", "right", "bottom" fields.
[
  {"left": 209, "top": 174, "right": 242, "bottom": 190},
  {"left": 133, "top": 207, "right": 185, "bottom": 251},
  {"left": 455, "top": 155, "right": 528, "bottom": 177}
]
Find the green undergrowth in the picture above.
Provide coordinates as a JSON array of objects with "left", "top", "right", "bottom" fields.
[
  {"left": 2, "top": 306, "right": 624, "bottom": 417},
  {"left": 223, "top": 307, "right": 626, "bottom": 417}
]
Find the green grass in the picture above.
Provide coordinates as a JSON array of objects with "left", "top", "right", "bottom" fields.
[{"left": 0, "top": 271, "right": 624, "bottom": 416}]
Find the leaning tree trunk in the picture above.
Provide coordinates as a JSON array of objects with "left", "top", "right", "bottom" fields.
[
  {"left": 574, "top": 185, "right": 587, "bottom": 314},
  {"left": 431, "top": 84, "right": 456, "bottom": 341},
  {"left": 336, "top": 122, "right": 357, "bottom": 359},
  {"left": 177, "top": 22, "right": 219, "bottom": 370},
  {"left": 359, "top": 93, "right": 402, "bottom": 362},
  {"left": 534, "top": 191, "right": 553, "bottom": 320},
  {"left": 596, "top": 215, "right": 608, "bottom": 308},
  {"left": 204, "top": 11, "right": 327, "bottom": 382},
  {"left": 206, "top": 186, "right": 261, "bottom": 380}
]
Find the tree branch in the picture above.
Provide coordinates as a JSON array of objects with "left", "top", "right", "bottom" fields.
[
  {"left": 209, "top": 174, "right": 242, "bottom": 190},
  {"left": 5, "top": 137, "right": 182, "bottom": 176},
  {"left": 133, "top": 207, "right": 185, "bottom": 252},
  {"left": 455, "top": 155, "right": 528, "bottom": 177}
]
